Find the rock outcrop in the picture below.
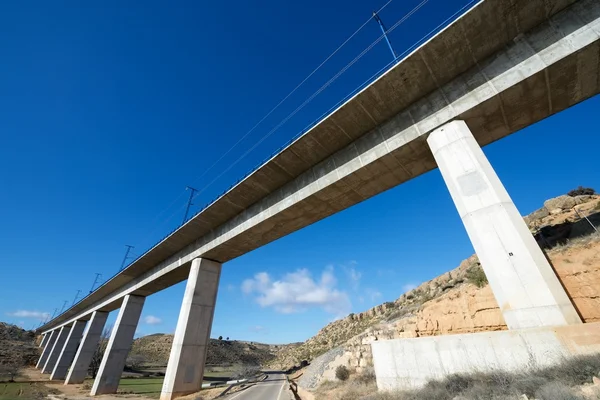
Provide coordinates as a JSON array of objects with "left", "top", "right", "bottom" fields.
[{"left": 276, "top": 194, "right": 600, "bottom": 389}]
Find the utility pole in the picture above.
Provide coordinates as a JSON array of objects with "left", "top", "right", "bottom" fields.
[
  {"left": 72, "top": 289, "right": 82, "bottom": 306},
  {"left": 120, "top": 245, "right": 135, "bottom": 271},
  {"left": 373, "top": 11, "right": 397, "bottom": 60},
  {"left": 182, "top": 186, "right": 199, "bottom": 225},
  {"left": 89, "top": 273, "right": 102, "bottom": 294}
]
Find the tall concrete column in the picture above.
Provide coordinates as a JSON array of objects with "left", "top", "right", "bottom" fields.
[
  {"left": 427, "top": 120, "right": 581, "bottom": 329},
  {"left": 50, "top": 320, "right": 87, "bottom": 380},
  {"left": 42, "top": 325, "right": 71, "bottom": 374},
  {"left": 65, "top": 311, "right": 109, "bottom": 385},
  {"left": 91, "top": 295, "right": 145, "bottom": 395},
  {"left": 39, "top": 333, "right": 49, "bottom": 348},
  {"left": 160, "top": 258, "right": 222, "bottom": 400},
  {"left": 36, "top": 330, "right": 57, "bottom": 369}
]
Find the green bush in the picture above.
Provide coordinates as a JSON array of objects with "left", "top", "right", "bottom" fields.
[
  {"left": 466, "top": 265, "right": 488, "bottom": 288},
  {"left": 335, "top": 365, "right": 350, "bottom": 381}
]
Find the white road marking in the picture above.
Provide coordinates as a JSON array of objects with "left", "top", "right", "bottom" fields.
[{"left": 276, "top": 376, "right": 286, "bottom": 400}]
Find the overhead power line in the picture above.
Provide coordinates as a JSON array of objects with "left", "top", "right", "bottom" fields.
[
  {"left": 189, "top": 0, "right": 429, "bottom": 204},
  {"left": 189, "top": 0, "right": 396, "bottom": 190}
]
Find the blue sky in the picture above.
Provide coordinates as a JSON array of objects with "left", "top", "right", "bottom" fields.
[{"left": 1, "top": 0, "right": 598, "bottom": 344}]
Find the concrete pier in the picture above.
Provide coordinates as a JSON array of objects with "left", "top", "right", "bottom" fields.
[
  {"left": 42, "top": 325, "right": 70, "bottom": 374},
  {"left": 160, "top": 258, "right": 222, "bottom": 400},
  {"left": 91, "top": 295, "right": 145, "bottom": 395},
  {"left": 36, "top": 330, "right": 57, "bottom": 369},
  {"left": 50, "top": 320, "right": 87, "bottom": 380},
  {"left": 39, "top": 333, "right": 48, "bottom": 348},
  {"left": 427, "top": 120, "right": 581, "bottom": 329},
  {"left": 65, "top": 311, "right": 109, "bottom": 384}
]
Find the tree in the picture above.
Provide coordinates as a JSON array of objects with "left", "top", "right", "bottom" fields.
[
  {"left": 126, "top": 354, "right": 146, "bottom": 371},
  {"left": 218, "top": 336, "right": 223, "bottom": 340},
  {"left": 88, "top": 326, "right": 111, "bottom": 379},
  {"left": 0, "top": 353, "right": 22, "bottom": 382},
  {"left": 226, "top": 337, "right": 230, "bottom": 341}
]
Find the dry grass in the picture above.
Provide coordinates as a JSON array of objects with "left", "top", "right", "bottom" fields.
[
  {"left": 548, "top": 232, "right": 600, "bottom": 254},
  {"left": 315, "top": 354, "right": 600, "bottom": 400}
]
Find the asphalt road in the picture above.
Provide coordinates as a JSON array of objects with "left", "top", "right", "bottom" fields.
[{"left": 227, "top": 372, "right": 289, "bottom": 400}]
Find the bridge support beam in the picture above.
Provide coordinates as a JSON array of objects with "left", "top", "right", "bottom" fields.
[
  {"left": 427, "top": 120, "right": 581, "bottom": 329},
  {"left": 91, "top": 295, "right": 145, "bottom": 396},
  {"left": 65, "top": 311, "right": 109, "bottom": 384},
  {"left": 50, "top": 320, "right": 87, "bottom": 380},
  {"left": 42, "top": 325, "right": 71, "bottom": 374},
  {"left": 160, "top": 258, "right": 222, "bottom": 400},
  {"left": 39, "top": 333, "right": 49, "bottom": 348},
  {"left": 36, "top": 330, "right": 57, "bottom": 369}
]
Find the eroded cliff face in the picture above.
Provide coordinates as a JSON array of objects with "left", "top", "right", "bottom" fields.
[{"left": 278, "top": 195, "right": 600, "bottom": 389}]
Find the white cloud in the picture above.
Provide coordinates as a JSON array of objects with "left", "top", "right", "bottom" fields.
[
  {"left": 7, "top": 310, "right": 50, "bottom": 320},
  {"left": 402, "top": 282, "right": 419, "bottom": 293},
  {"left": 249, "top": 325, "right": 269, "bottom": 334},
  {"left": 368, "top": 290, "right": 382, "bottom": 302},
  {"left": 242, "top": 268, "right": 351, "bottom": 317},
  {"left": 227, "top": 284, "right": 236, "bottom": 292},
  {"left": 345, "top": 267, "right": 362, "bottom": 290},
  {"left": 144, "top": 315, "right": 162, "bottom": 325}
]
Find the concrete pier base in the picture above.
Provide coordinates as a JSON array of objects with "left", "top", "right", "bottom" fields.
[
  {"left": 91, "top": 295, "right": 145, "bottom": 395},
  {"left": 160, "top": 258, "right": 222, "bottom": 400},
  {"left": 65, "top": 311, "right": 108, "bottom": 384},
  {"left": 36, "top": 330, "right": 57, "bottom": 369},
  {"left": 42, "top": 325, "right": 70, "bottom": 374},
  {"left": 427, "top": 120, "right": 581, "bottom": 329},
  {"left": 50, "top": 320, "right": 87, "bottom": 380}
]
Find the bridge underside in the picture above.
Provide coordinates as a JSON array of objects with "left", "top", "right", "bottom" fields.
[{"left": 34, "top": 0, "right": 600, "bottom": 398}]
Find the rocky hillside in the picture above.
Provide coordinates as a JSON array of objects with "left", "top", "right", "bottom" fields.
[
  {"left": 273, "top": 192, "right": 600, "bottom": 389},
  {"left": 129, "top": 334, "right": 280, "bottom": 366},
  {"left": 0, "top": 322, "right": 39, "bottom": 367}
]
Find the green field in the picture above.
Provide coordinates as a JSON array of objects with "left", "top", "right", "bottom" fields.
[
  {"left": 0, "top": 382, "right": 50, "bottom": 400},
  {"left": 118, "top": 378, "right": 164, "bottom": 398}
]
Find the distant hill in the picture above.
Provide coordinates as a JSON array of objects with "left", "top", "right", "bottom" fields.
[
  {"left": 129, "top": 334, "right": 282, "bottom": 367},
  {"left": 0, "top": 322, "right": 39, "bottom": 366}
]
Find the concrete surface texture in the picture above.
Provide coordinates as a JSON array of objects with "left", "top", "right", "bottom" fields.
[
  {"left": 42, "top": 325, "right": 71, "bottom": 374},
  {"left": 65, "top": 311, "right": 108, "bottom": 385},
  {"left": 39, "top": 333, "right": 48, "bottom": 348},
  {"left": 427, "top": 121, "right": 582, "bottom": 329},
  {"left": 90, "top": 295, "right": 145, "bottom": 395},
  {"left": 371, "top": 321, "right": 600, "bottom": 391},
  {"left": 160, "top": 258, "right": 222, "bottom": 400},
  {"left": 50, "top": 320, "right": 87, "bottom": 380},
  {"left": 38, "top": 0, "right": 600, "bottom": 335},
  {"left": 36, "top": 330, "right": 57, "bottom": 369}
]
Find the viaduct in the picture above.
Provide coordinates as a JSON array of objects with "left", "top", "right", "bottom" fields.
[{"left": 34, "top": 0, "right": 600, "bottom": 398}]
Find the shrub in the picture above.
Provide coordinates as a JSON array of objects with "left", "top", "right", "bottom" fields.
[
  {"left": 567, "top": 186, "right": 596, "bottom": 196},
  {"left": 335, "top": 365, "right": 350, "bottom": 381},
  {"left": 535, "top": 382, "right": 586, "bottom": 400},
  {"left": 466, "top": 265, "right": 488, "bottom": 288},
  {"left": 354, "top": 367, "right": 376, "bottom": 385}
]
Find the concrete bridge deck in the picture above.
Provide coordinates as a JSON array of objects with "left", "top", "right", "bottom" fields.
[{"left": 37, "top": 0, "right": 600, "bottom": 334}]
